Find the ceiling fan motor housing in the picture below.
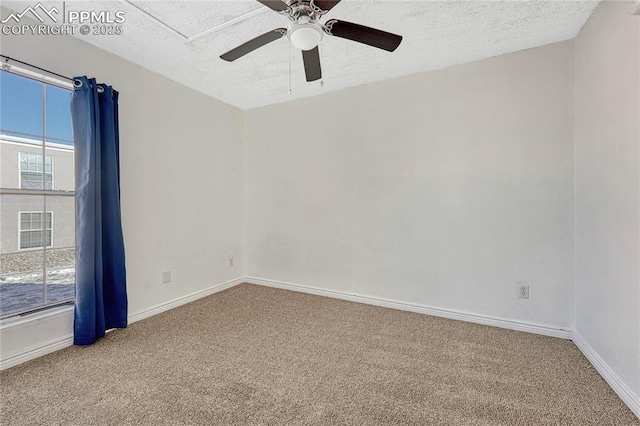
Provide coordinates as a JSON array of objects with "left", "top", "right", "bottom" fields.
[{"left": 286, "top": 0, "right": 327, "bottom": 20}]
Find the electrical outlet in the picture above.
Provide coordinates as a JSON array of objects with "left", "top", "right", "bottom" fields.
[
  {"left": 518, "top": 284, "right": 530, "bottom": 299},
  {"left": 229, "top": 257, "right": 234, "bottom": 267},
  {"left": 162, "top": 270, "right": 171, "bottom": 284}
]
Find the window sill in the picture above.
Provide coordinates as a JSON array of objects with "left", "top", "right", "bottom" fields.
[{"left": 0, "top": 304, "right": 74, "bottom": 329}]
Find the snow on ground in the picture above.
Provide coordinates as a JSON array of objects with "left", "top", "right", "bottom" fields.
[{"left": 0, "top": 267, "right": 75, "bottom": 285}]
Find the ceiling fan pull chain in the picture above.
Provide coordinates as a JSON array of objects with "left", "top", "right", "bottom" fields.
[
  {"left": 320, "top": 39, "right": 325, "bottom": 87},
  {"left": 288, "top": 39, "right": 293, "bottom": 95}
]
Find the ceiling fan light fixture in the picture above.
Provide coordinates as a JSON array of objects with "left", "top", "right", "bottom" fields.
[{"left": 289, "top": 22, "right": 324, "bottom": 51}]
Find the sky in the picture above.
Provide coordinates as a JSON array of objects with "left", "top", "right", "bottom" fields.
[{"left": 0, "top": 70, "right": 73, "bottom": 145}]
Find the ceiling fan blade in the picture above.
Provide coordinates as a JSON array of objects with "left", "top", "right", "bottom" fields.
[
  {"left": 255, "top": 0, "right": 291, "bottom": 13},
  {"left": 302, "top": 47, "right": 322, "bottom": 82},
  {"left": 312, "top": 0, "right": 341, "bottom": 12},
  {"left": 324, "top": 20, "right": 402, "bottom": 52},
  {"left": 220, "top": 28, "right": 287, "bottom": 62}
]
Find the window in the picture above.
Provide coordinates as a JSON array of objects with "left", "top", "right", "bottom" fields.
[
  {"left": 19, "top": 211, "right": 53, "bottom": 249},
  {"left": 0, "top": 66, "right": 75, "bottom": 319},
  {"left": 20, "top": 152, "right": 54, "bottom": 189}
]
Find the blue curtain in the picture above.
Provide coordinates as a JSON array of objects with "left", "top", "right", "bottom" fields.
[{"left": 71, "top": 77, "right": 127, "bottom": 346}]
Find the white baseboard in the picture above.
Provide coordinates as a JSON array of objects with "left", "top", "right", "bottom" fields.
[
  {"left": 572, "top": 331, "right": 640, "bottom": 420},
  {"left": 0, "top": 276, "right": 244, "bottom": 370},
  {"left": 128, "top": 276, "right": 244, "bottom": 324},
  {"left": 244, "top": 276, "right": 573, "bottom": 339},
  {"left": 0, "top": 334, "right": 74, "bottom": 371}
]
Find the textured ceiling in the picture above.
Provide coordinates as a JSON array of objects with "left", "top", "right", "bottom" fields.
[{"left": 3, "top": 1, "right": 599, "bottom": 110}]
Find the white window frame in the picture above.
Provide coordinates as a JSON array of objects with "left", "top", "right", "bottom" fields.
[
  {"left": 0, "top": 63, "right": 74, "bottom": 320},
  {"left": 18, "top": 210, "right": 54, "bottom": 251},
  {"left": 18, "top": 151, "right": 55, "bottom": 190}
]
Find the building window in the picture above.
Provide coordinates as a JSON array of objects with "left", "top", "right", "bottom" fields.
[
  {"left": 19, "top": 211, "right": 53, "bottom": 249},
  {"left": 20, "top": 152, "right": 54, "bottom": 190},
  {"left": 0, "top": 65, "right": 75, "bottom": 319}
]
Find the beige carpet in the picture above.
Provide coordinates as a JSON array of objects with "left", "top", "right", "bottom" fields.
[{"left": 1, "top": 284, "right": 637, "bottom": 425}]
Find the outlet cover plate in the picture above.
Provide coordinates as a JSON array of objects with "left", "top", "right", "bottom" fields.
[{"left": 518, "top": 284, "right": 530, "bottom": 299}]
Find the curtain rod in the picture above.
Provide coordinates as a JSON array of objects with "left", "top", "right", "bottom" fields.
[{"left": 1, "top": 54, "right": 74, "bottom": 82}]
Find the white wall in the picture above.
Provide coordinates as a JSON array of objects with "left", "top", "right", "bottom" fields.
[
  {"left": 0, "top": 7, "right": 245, "bottom": 362},
  {"left": 574, "top": 0, "right": 640, "bottom": 400},
  {"left": 245, "top": 41, "right": 574, "bottom": 330}
]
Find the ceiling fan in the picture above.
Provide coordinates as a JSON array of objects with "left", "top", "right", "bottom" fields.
[{"left": 220, "top": 0, "right": 403, "bottom": 82}]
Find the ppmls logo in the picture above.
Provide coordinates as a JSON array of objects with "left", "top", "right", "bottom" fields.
[
  {"left": 1, "top": 3, "right": 125, "bottom": 36},
  {"left": 1, "top": 3, "right": 59, "bottom": 24}
]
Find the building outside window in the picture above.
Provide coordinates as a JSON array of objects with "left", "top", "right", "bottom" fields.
[{"left": 0, "top": 67, "right": 76, "bottom": 318}]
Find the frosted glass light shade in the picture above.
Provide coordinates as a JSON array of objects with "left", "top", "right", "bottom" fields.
[{"left": 289, "top": 23, "right": 323, "bottom": 51}]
